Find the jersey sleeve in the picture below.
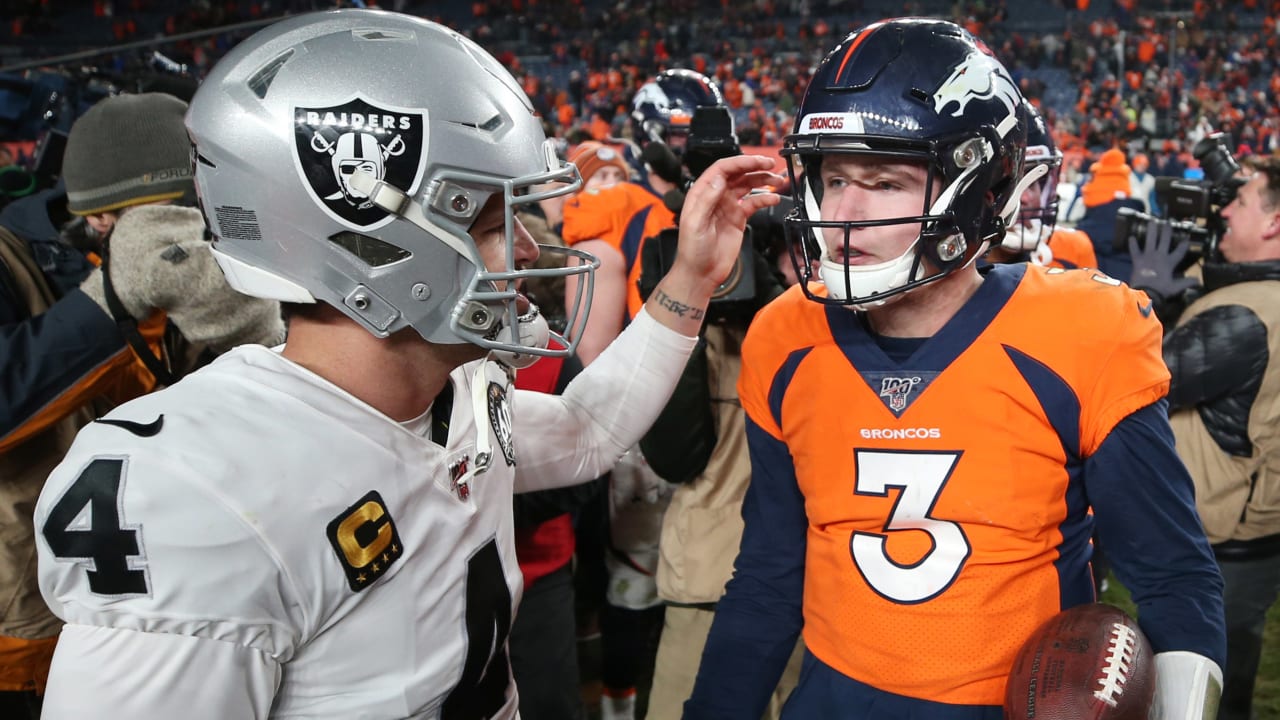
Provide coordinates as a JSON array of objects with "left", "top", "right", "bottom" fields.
[
  {"left": 36, "top": 426, "right": 306, "bottom": 706},
  {"left": 737, "top": 286, "right": 812, "bottom": 440},
  {"left": 1076, "top": 276, "right": 1171, "bottom": 456},
  {"left": 512, "top": 307, "right": 697, "bottom": 493},
  {"left": 1086, "top": 401, "right": 1226, "bottom": 667},
  {"left": 42, "top": 623, "right": 280, "bottom": 720}
]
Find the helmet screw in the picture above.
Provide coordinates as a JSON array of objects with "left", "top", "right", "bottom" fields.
[
  {"left": 471, "top": 308, "right": 489, "bottom": 326},
  {"left": 411, "top": 283, "right": 431, "bottom": 301},
  {"left": 352, "top": 293, "right": 370, "bottom": 311},
  {"left": 451, "top": 194, "right": 470, "bottom": 213},
  {"left": 937, "top": 237, "right": 966, "bottom": 262}
]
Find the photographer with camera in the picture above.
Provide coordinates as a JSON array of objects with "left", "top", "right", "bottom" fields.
[
  {"left": 633, "top": 106, "right": 802, "bottom": 720},
  {"left": 1136, "top": 154, "right": 1280, "bottom": 720},
  {"left": 0, "top": 92, "right": 283, "bottom": 718},
  {"left": 560, "top": 70, "right": 725, "bottom": 720}
]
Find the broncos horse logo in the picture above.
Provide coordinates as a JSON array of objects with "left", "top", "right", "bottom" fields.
[{"left": 932, "top": 52, "right": 1020, "bottom": 119}]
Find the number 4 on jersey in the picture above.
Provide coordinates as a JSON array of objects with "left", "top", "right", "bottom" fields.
[{"left": 41, "top": 458, "right": 150, "bottom": 596}]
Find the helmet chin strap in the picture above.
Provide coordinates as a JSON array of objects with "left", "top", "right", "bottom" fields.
[
  {"left": 349, "top": 169, "right": 475, "bottom": 259},
  {"left": 1001, "top": 219, "right": 1043, "bottom": 252}
]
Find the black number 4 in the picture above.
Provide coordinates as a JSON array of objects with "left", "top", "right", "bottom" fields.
[
  {"left": 442, "top": 538, "right": 512, "bottom": 720},
  {"left": 41, "top": 458, "right": 149, "bottom": 596}
]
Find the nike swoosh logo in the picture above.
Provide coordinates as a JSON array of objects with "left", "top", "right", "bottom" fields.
[
  {"left": 1138, "top": 301, "right": 1154, "bottom": 318},
  {"left": 95, "top": 415, "right": 165, "bottom": 437}
]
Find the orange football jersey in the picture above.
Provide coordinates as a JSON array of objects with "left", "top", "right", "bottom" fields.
[
  {"left": 737, "top": 263, "right": 1168, "bottom": 705},
  {"left": 561, "top": 182, "right": 668, "bottom": 320}
]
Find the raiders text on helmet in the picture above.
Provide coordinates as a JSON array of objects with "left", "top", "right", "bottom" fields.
[
  {"left": 781, "top": 18, "right": 1029, "bottom": 309},
  {"left": 186, "top": 9, "right": 597, "bottom": 359}
]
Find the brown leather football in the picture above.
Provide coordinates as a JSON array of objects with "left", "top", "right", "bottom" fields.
[{"left": 1004, "top": 603, "right": 1155, "bottom": 720}]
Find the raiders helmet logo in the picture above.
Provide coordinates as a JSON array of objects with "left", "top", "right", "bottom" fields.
[{"left": 293, "top": 97, "right": 428, "bottom": 229}]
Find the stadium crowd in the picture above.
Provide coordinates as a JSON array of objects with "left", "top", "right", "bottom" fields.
[{"left": 6, "top": 0, "right": 1280, "bottom": 179}]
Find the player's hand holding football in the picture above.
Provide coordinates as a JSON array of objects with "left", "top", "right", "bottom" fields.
[
  {"left": 81, "top": 205, "right": 285, "bottom": 351},
  {"left": 644, "top": 155, "right": 783, "bottom": 336}
]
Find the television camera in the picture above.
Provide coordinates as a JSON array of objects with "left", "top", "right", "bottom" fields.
[
  {"left": 1114, "top": 132, "right": 1246, "bottom": 270},
  {"left": 640, "top": 105, "right": 777, "bottom": 324}
]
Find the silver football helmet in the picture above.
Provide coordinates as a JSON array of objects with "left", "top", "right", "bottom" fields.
[{"left": 186, "top": 9, "right": 596, "bottom": 359}]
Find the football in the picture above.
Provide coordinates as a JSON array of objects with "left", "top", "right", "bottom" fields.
[{"left": 1004, "top": 603, "right": 1155, "bottom": 720}]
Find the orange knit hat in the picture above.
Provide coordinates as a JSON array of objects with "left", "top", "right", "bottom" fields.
[
  {"left": 569, "top": 141, "right": 630, "bottom": 186},
  {"left": 1081, "top": 148, "right": 1131, "bottom": 207}
]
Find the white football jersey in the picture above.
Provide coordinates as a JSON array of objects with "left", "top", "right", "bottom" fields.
[{"left": 37, "top": 346, "right": 546, "bottom": 718}]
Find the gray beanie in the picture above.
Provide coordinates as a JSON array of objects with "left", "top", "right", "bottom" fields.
[{"left": 63, "top": 93, "right": 195, "bottom": 216}]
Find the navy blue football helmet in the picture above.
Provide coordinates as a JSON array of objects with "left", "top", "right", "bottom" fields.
[
  {"left": 1002, "top": 101, "right": 1062, "bottom": 254},
  {"left": 630, "top": 69, "right": 725, "bottom": 149},
  {"left": 782, "top": 18, "right": 1028, "bottom": 309}
]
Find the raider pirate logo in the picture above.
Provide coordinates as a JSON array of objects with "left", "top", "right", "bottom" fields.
[{"left": 294, "top": 97, "right": 427, "bottom": 229}]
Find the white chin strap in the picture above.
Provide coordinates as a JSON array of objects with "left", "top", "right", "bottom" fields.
[
  {"left": 1001, "top": 219, "right": 1043, "bottom": 253},
  {"left": 490, "top": 304, "right": 551, "bottom": 369},
  {"left": 816, "top": 244, "right": 920, "bottom": 310},
  {"left": 1030, "top": 241, "right": 1054, "bottom": 267}
]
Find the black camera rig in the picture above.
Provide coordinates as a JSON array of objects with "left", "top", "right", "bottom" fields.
[
  {"left": 1114, "top": 132, "right": 1246, "bottom": 266},
  {"left": 639, "top": 105, "right": 768, "bottom": 324}
]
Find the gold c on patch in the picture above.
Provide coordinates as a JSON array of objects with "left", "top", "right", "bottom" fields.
[{"left": 326, "top": 490, "right": 404, "bottom": 592}]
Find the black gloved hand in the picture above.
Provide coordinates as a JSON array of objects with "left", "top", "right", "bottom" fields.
[{"left": 1128, "top": 220, "right": 1200, "bottom": 300}]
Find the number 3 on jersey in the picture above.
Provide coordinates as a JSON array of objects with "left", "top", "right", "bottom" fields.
[
  {"left": 41, "top": 458, "right": 150, "bottom": 596},
  {"left": 850, "top": 449, "right": 970, "bottom": 604}
]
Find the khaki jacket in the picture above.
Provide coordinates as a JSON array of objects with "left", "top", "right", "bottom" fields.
[
  {"left": 1170, "top": 280, "right": 1280, "bottom": 544},
  {"left": 656, "top": 324, "right": 752, "bottom": 604},
  {"left": 0, "top": 228, "right": 83, "bottom": 639}
]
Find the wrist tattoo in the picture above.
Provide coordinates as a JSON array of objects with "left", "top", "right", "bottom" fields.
[{"left": 654, "top": 289, "right": 705, "bottom": 321}]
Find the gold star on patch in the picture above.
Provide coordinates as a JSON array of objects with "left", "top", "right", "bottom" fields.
[
  {"left": 382, "top": 552, "right": 389, "bottom": 563},
  {"left": 372, "top": 562, "right": 381, "bottom": 572},
  {"left": 357, "top": 573, "right": 367, "bottom": 584}
]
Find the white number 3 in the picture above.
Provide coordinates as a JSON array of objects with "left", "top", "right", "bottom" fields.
[{"left": 850, "top": 450, "right": 971, "bottom": 603}]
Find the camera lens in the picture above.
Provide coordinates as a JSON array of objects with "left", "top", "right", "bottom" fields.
[{"left": 1192, "top": 133, "right": 1241, "bottom": 187}]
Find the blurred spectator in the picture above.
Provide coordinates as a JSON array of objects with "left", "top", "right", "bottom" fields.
[
  {"left": 0, "top": 91, "right": 282, "bottom": 720},
  {"left": 1076, "top": 147, "right": 1145, "bottom": 281},
  {"left": 1130, "top": 152, "right": 1157, "bottom": 212}
]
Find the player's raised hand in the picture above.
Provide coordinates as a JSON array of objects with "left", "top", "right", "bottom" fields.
[
  {"left": 645, "top": 155, "right": 784, "bottom": 337},
  {"left": 677, "top": 155, "right": 784, "bottom": 284}
]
